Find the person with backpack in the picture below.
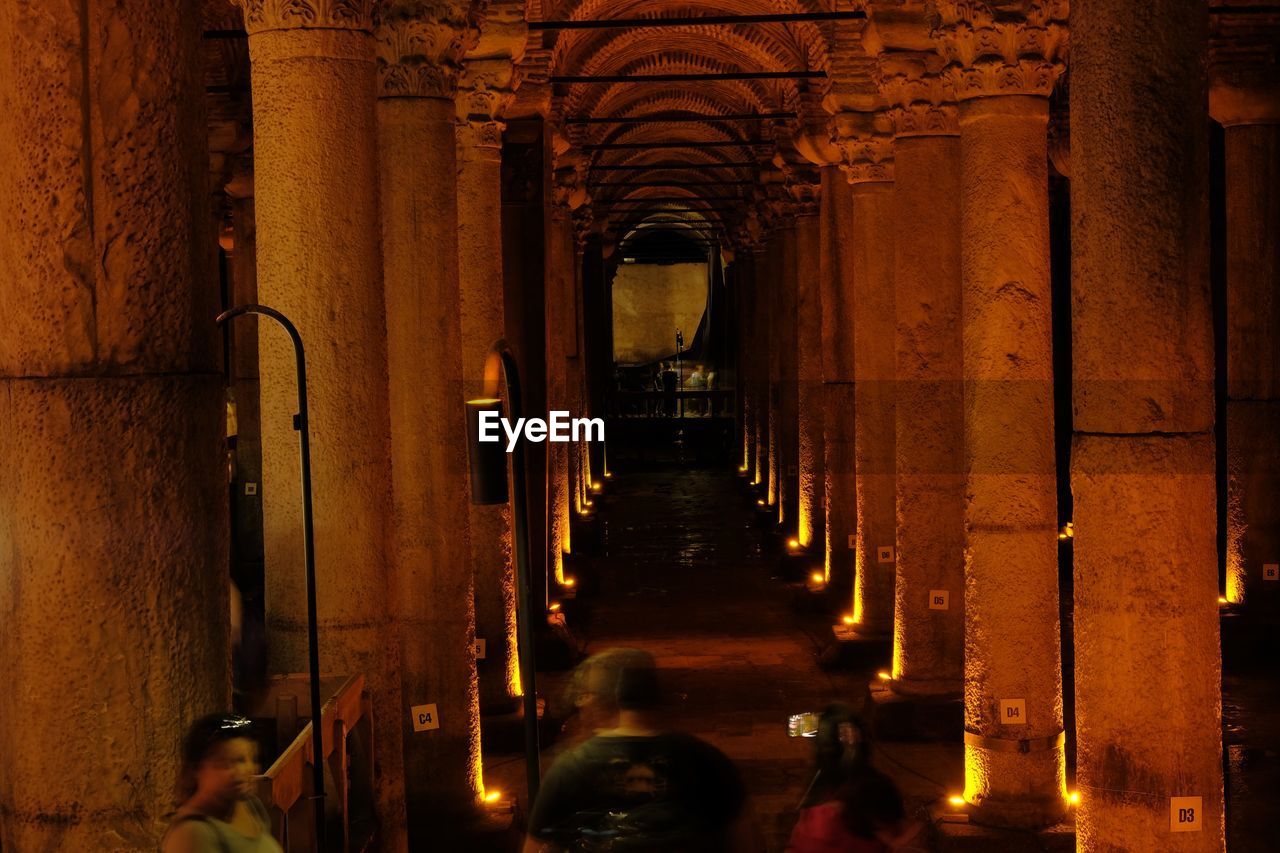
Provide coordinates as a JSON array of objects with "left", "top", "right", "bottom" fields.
[
  {"left": 162, "top": 713, "right": 281, "bottom": 853},
  {"left": 524, "top": 652, "right": 758, "bottom": 852}
]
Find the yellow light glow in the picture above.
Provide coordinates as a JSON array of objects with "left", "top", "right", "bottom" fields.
[
  {"left": 484, "top": 790, "right": 502, "bottom": 803},
  {"left": 757, "top": 498, "right": 765, "bottom": 506},
  {"left": 605, "top": 472, "right": 613, "bottom": 479},
  {"left": 549, "top": 602, "right": 562, "bottom": 613},
  {"left": 1068, "top": 791, "right": 1080, "bottom": 805},
  {"left": 563, "top": 577, "right": 577, "bottom": 588},
  {"left": 810, "top": 571, "right": 825, "bottom": 585},
  {"left": 467, "top": 398, "right": 502, "bottom": 406},
  {"left": 877, "top": 671, "right": 891, "bottom": 681},
  {"left": 788, "top": 538, "right": 801, "bottom": 550},
  {"left": 1218, "top": 596, "right": 1229, "bottom": 605},
  {"left": 591, "top": 481, "right": 602, "bottom": 491},
  {"left": 842, "top": 614, "right": 856, "bottom": 626},
  {"left": 948, "top": 795, "right": 965, "bottom": 807}
]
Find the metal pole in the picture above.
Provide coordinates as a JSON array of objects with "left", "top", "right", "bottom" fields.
[{"left": 217, "top": 304, "right": 326, "bottom": 851}]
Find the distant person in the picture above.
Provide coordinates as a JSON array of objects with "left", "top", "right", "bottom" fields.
[
  {"left": 661, "top": 362, "right": 678, "bottom": 417},
  {"left": 787, "top": 705, "right": 921, "bottom": 852},
  {"left": 162, "top": 714, "right": 282, "bottom": 853},
  {"left": 525, "top": 653, "right": 757, "bottom": 852}
]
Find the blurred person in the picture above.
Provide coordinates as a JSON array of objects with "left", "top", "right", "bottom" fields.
[
  {"left": 787, "top": 705, "right": 921, "bottom": 852},
  {"left": 557, "top": 648, "right": 655, "bottom": 747},
  {"left": 525, "top": 653, "right": 758, "bottom": 852},
  {"left": 162, "top": 713, "right": 281, "bottom": 853}
]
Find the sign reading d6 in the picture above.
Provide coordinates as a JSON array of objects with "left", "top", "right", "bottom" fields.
[
  {"left": 411, "top": 703, "right": 440, "bottom": 733},
  {"left": 1170, "top": 796, "right": 1202, "bottom": 832}
]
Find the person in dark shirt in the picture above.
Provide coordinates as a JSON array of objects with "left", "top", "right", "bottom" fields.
[{"left": 524, "top": 653, "right": 757, "bottom": 852}]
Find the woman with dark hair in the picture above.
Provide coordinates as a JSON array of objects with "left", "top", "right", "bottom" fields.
[
  {"left": 787, "top": 705, "right": 922, "bottom": 853},
  {"left": 161, "top": 713, "right": 281, "bottom": 853}
]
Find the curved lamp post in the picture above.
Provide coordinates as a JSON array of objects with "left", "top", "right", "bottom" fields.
[
  {"left": 216, "top": 305, "right": 326, "bottom": 849},
  {"left": 465, "top": 340, "right": 542, "bottom": 803}
]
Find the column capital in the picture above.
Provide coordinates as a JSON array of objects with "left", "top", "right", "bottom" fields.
[
  {"left": 1210, "top": 9, "right": 1280, "bottom": 126},
  {"left": 874, "top": 50, "right": 960, "bottom": 136},
  {"left": 788, "top": 180, "right": 822, "bottom": 217},
  {"left": 233, "top": 0, "right": 376, "bottom": 34},
  {"left": 572, "top": 207, "right": 595, "bottom": 251},
  {"left": 831, "top": 110, "right": 895, "bottom": 184},
  {"left": 929, "top": 0, "right": 1068, "bottom": 100},
  {"left": 374, "top": 1, "right": 475, "bottom": 99}
]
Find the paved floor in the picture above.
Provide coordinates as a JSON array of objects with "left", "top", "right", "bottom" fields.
[{"left": 485, "top": 464, "right": 958, "bottom": 851}]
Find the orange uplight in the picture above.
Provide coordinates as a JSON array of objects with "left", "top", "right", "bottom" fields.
[
  {"left": 591, "top": 481, "right": 602, "bottom": 491},
  {"left": 605, "top": 472, "right": 613, "bottom": 479},
  {"left": 810, "top": 571, "right": 825, "bottom": 585},
  {"left": 1218, "top": 596, "right": 1229, "bottom": 605},
  {"left": 1068, "top": 791, "right": 1081, "bottom": 805},
  {"left": 563, "top": 577, "right": 577, "bottom": 588},
  {"left": 549, "top": 602, "right": 562, "bottom": 613},
  {"left": 484, "top": 790, "right": 502, "bottom": 804},
  {"left": 842, "top": 614, "right": 856, "bottom": 626},
  {"left": 948, "top": 795, "right": 966, "bottom": 807},
  {"left": 788, "top": 537, "right": 801, "bottom": 550},
  {"left": 877, "top": 671, "right": 891, "bottom": 681},
  {"left": 757, "top": 498, "right": 766, "bottom": 506}
]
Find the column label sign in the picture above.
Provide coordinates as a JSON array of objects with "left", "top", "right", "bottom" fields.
[
  {"left": 877, "top": 546, "right": 894, "bottom": 564},
  {"left": 999, "top": 699, "right": 1026, "bottom": 724},
  {"left": 1263, "top": 563, "right": 1278, "bottom": 581},
  {"left": 928, "top": 590, "right": 949, "bottom": 610},
  {"left": 1170, "top": 796, "right": 1202, "bottom": 832},
  {"left": 411, "top": 703, "right": 440, "bottom": 732}
]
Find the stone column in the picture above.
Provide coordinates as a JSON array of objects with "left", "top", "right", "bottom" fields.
[
  {"left": 234, "top": 0, "right": 409, "bottom": 841},
  {"left": 457, "top": 69, "right": 521, "bottom": 714},
  {"left": 878, "top": 52, "right": 965, "bottom": 696},
  {"left": 794, "top": 184, "right": 825, "bottom": 551},
  {"left": 738, "top": 251, "right": 758, "bottom": 476},
  {"left": 1072, "top": 0, "right": 1223, "bottom": 848},
  {"left": 0, "top": 3, "right": 227, "bottom": 847},
  {"left": 753, "top": 243, "right": 773, "bottom": 490},
  {"left": 226, "top": 162, "right": 266, "bottom": 601},
  {"left": 934, "top": 1, "right": 1067, "bottom": 827},
  {"left": 375, "top": 2, "right": 481, "bottom": 835},
  {"left": 1210, "top": 14, "right": 1280, "bottom": 610},
  {"left": 834, "top": 110, "right": 897, "bottom": 634},
  {"left": 546, "top": 187, "right": 576, "bottom": 587},
  {"left": 773, "top": 219, "right": 800, "bottom": 529}
]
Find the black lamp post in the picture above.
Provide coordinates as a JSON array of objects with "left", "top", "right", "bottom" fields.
[
  {"left": 465, "top": 340, "right": 542, "bottom": 804},
  {"left": 216, "top": 305, "right": 326, "bottom": 850}
]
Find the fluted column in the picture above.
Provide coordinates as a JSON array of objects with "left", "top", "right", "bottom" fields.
[
  {"left": 234, "top": 0, "right": 408, "bottom": 842},
  {"left": 1211, "top": 13, "right": 1280, "bottom": 611},
  {"left": 457, "top": 68, "right": 521, "bottom": 714},
  {"left": 934, "top": 0, "right": 1067, "bottom": 827},
  {"left": 375, "top": 0, "right": 480, "bottom": 838},
  {"left": 794, "top": 184, "right": 825, "bottom": 551},
  {"left": 0, "top": 2, "right": 227, "bottom": 847},
  {"left": 876, "top": 51, "right": 965, "bottom": 696},
  {"left": 834, "top": 110, "right": 897, "bottom": 634},
  {"left": 1072, "top": 0, "right": 1223, "bottom": 848}
]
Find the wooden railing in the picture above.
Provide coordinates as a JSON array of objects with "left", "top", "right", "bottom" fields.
[{"left": 249, "top": 674, "right": 376, "bottom": 853}]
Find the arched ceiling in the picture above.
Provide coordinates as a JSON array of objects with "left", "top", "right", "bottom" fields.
[{"left": 520, "top": 0, "right": 866, "bottom": 253}]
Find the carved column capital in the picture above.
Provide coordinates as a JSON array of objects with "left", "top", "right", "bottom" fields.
[
  {"left": 831, "top": 110, "right": 895, "bottom": 184},
  {"left": 572, "top": 207, "right": 595, "bottom": 251},
  {"left": 232, "top": 0, "right": 376, "bottom": 34},
  {"left": 788, "top": 180, "right": 822, "bottom": 217},
  {"left": 874, "top": 50, "right": 960, "bottom": 137},
  {"left": 374, "top": 1, "right": 474, "bottom": 99},
  {"left": 929, "top": 0, "right": 1068, "bottom": 100},
  {"left": 1210, "top": 8, "right": 1280, "bottom": 126}
]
